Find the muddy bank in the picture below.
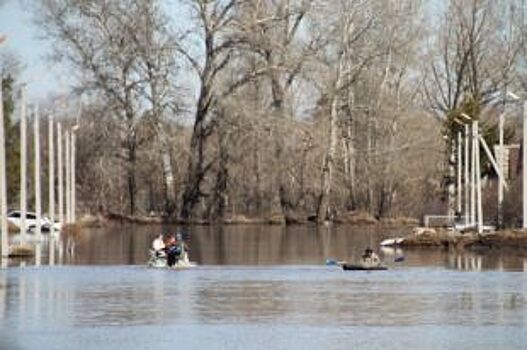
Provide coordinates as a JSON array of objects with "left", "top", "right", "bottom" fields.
[
  {"left": 75, "top": 211, "right": 419, "bottom": 227},
  {"left": 398, "top": 227, "right": 527, "bottom": 251}
]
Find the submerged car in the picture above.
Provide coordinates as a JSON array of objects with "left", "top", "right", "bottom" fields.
[{"left": 7, "top": 210, "right": 62, "bottom": 232}]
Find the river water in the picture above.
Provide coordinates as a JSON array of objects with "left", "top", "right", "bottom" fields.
[{"left": 1, "top": 224, "right": 527, "bottom": 349}]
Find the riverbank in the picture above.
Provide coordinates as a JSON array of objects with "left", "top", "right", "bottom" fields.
[
  {"left": 398, "top": 227, "right": 527, "bottom": 251},
  {"left": 74, "top": 211, "right": 420, "bottom": 227}
]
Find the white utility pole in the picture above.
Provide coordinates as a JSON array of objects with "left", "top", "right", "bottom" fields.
[
  {"left": 34, "top": 106, "right": 42, "bottom": 240},
  {"left": 524, "top": 101, "right": 527, "bottom": 229},
  {"left": 71, "top": 131, "right": 76, "bottom": 223},
  {"left": 48, "top": 114, "right": 55, "bottom": 234},
  {"left": 471, "top": 122, "right": 477, "bottom": 226},
  {"left": 57, "top": 122, "right": 64, "bottom": 227},
  {"left": 457, "top": 131, "right": 462, "bottom": 216},
  {"left": 65, "top": 130, "right": 71, "bottom": 224},
  {"left": 20, "top": 89, "right": 27, "bottom": 242},
  {"left": 475, "top": 121, "right": 483, "bottom": 234},
  {"left": 497, "top": 113, "right": 505, "bottom": 228},
  {"left": 464, "top": 124, "right": 470, "bottom": 226},
  {"left": 0, "top": 81, "right": 8, "bottom": 258}
]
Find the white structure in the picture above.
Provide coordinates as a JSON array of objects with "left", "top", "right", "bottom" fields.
[
  {"left": 34, "top": 105, "right": 42, "bottom": 240},
  {"left": 49, "top": 114, "right": 55, "bottom": 234},
  {"left": 58, "top": 122, "right": 64, "bottom": 226},
  {"left": 0, "top": 81, "right": 8, "bottom": 257},
  {"left": 20, "top": 89, "right": 27, "bottom": 241}
]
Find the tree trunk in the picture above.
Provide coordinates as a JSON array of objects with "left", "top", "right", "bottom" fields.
[
  {"left": 180, "top": 95, "right": 208, "bottom": 219},
  {"left": 160, "top": 136, "right": 176, "bottom": 215},
  {"left": 210, "top": 129, "right": 229, "bottom": 219},
  {"left": 317, "top": 48, "right": 344, "bottom": 223},
  {"left": 316, "top": 82, "right": 341, "bottom": 223},
  {"left": 127, "top": 132, "right": 137, "bottom": 216}
]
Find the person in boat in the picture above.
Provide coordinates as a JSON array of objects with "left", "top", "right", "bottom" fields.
[
  {"left": 174, "top": 232, "right": 189, "bottom": 259},
  {"left": 152, "top": 234, "right": 166, "bottom": 257},
  {"left": 361, "top": 248, "right": 381, "bottom": 267},
  {"left": 164, "top": 234, "right": 178, "bottom": 266}
]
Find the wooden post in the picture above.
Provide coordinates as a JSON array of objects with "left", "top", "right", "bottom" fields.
[
  {"left": 34, "top": 105, "right": 42, "bottom": 240},
  {"left": 49, "top": 114, "right": 55, "bottom": 233},
  {"left": 20, "top": 89, "right": 27, "bottom": 241},
  {"left": 57, "top": 122, "right": 64, "bottom": 227},
  {"left": 0, "top": 80, "right": 8, "bottom": 257}
]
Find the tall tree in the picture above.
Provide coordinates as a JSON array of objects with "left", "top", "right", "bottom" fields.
[{"left": 37, "top": 0, "right": 177, "bottom": 215}]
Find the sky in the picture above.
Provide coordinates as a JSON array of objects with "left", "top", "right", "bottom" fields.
[{"left": 0, "top": 0, "right": 68, "bottom": 101}]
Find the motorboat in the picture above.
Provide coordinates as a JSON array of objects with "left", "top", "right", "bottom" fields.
[{"left": 147, "top": 249, "right": 196, "bottom": 269}]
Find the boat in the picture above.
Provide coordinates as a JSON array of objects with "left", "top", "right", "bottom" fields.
[
  {"left": 147, "top": 250, "right": 196, "bottom": 269},
  {"left": 341, "top": 264, "right": 388, "bottom": 271},
  {"left": 379, "top": 237, "right": 405, "bottom": 247}
]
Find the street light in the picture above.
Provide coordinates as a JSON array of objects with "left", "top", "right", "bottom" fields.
[{"left": 458, "top": 114, "right": 472, "bottom": 227}]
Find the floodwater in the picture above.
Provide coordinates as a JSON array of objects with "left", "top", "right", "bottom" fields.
[{"left": 1, "top": 224, "right": 527, "bottom": 350}]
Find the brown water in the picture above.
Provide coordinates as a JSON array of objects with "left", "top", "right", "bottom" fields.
[{"left": 1, "top": 224, "right": 527, "bottom": 349}]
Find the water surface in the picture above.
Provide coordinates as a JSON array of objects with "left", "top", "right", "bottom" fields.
[{"left": 1, "top": 224, "right": 527, "bottom": 349}]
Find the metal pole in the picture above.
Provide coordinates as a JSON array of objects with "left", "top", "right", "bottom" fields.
[
  {"left": 34, "top": 105, "right": 42, "bottom": 240},
  {"left": 464, "top": 124, "right": 470, "bottom": 226},
  {"left": 0, "top": 80, "right": 8, "bottom": 257},
  {"left": 475, "top": 121, "right": 483, "bottom": 234},
  {"left": 71, "top": 131, "right": 76, "bottom": 223},
  {"left": 20, "top": 89, "right": 27, "bottom": 242},
  {"left": 457, "top": 131, "right": 462, "bottom": 216},
  {"left": 57, "top": 123, "right": 64, "bottom": 228},
  {"left": 471, "top": 122, "right": 476, "bottom": 226},
  {"left": 523, "top": 101, "right": 527, "bottom": 229},
  {"left": 65, "top": 130, "right": 70, "bottom": 224},
  {"left": 49, "top": 114, "right": 55, "bottom": 234},
  {"left": 498, "top": 113, "right": 504, "bottom": 228}
]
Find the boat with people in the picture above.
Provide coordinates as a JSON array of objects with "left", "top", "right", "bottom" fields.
[
  {"left": 341, "top": 264, "right": 388, "bottom": 271},
  {"left": 147, "top": 232, "right": 197, "bottom": 269},
  {"left": 326, "top": 248, "right": 389, "bottom": 271}
]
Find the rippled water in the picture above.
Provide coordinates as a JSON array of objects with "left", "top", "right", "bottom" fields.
[{"left": 1, "top": 224, "right": 527, "bottom": 349}]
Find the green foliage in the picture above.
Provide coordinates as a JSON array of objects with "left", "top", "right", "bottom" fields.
[
  {"left": 2, "top": 75, "right": 20, "bottom": 205},
  {"left": 444, "top": 97, "right": 481, "bottom": 139},
  {"left": 442, "top": 96, "right": 514, "bottom": 179}
]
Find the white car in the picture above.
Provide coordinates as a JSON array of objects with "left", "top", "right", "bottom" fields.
[{"left": 7, "top": 210, "right": 62, "bottom": 233}]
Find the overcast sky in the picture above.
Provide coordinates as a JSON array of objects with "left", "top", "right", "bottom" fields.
[{"left": 0, "top": 1, "right": 67, "bottom": 101}]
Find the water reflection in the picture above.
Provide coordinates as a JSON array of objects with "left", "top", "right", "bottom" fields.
[
  {"left": 3, "top": 224, "right": 527, "bottom": 271},
  {"left": 1, "top": 265, "right": 526, "bottom": 350}
]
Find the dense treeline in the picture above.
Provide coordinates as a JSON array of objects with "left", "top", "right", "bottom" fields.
[{"left": 3, "top": 0, "right": 527, "bottom": 224}]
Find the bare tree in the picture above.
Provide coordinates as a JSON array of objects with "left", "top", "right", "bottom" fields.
[{"left": 37, "top": 0, "right": 177, "bottom": 216}]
